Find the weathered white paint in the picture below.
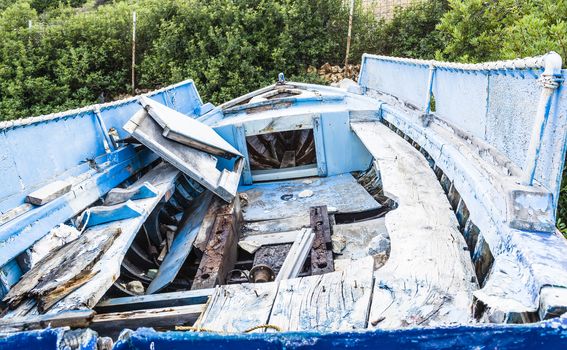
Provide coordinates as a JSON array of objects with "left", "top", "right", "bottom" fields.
[{"left": 352, "top": 121, "right": 477, "bottom": 329}]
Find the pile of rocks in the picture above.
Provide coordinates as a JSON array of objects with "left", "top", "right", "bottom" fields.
[{"left": 308, "top": 63, "right": 361, "bottom": 83}]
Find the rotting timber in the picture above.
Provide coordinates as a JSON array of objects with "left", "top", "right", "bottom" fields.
[{"left": 1, "top": 53, "right": 567, "bottom": 349}]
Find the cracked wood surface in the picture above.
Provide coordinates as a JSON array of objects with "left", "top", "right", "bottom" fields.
[
  {"left": 351, "top": 121, "right": 477, "bottom": 329},
  {"left": 198, "top": 257, "right": 374, "bottom": 332},
  {"left": 269, "top": 256, "right": 374, "bottom": 331},
  {"left": 196, "top": 283, "right": 278, "bottom": 333}
]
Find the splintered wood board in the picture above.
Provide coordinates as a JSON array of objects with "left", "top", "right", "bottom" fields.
[
  {"left": 196, "top": 282, "right": 279, "bottom": 333},
  {"left": 42, "top": 163, "right": 179, "bottom": 314},
  {"left": 268, "top": 256, "right": 374, "bottom": 331},
  {"left": 239, "top": 174, "right": 380, "bottom": 222},
  {"left": 351, "top": 121, "right": 477, "bottom": 329}
]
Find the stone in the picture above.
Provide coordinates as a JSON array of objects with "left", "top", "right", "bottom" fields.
[
  {"left": 367, "top": 233, "right": 390, "bottom": 256},
  {"left": 126, "top": 281, "right": 145, "bottom": 295},
  {"left": 331, "top": 234, "right": 347, "bottom": 254}
]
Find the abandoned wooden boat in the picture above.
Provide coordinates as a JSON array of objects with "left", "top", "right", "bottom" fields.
[{"left": 1, "top": 52, "right": 567, "bottom": 349}]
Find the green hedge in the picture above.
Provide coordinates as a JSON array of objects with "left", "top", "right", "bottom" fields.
[{"left": 0, "top": 0, "right": 390, "bottom": 120}]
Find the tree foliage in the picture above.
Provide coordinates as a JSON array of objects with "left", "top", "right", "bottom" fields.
[{"left": 438, "top": 0, "right": 567, "bottom": 62}]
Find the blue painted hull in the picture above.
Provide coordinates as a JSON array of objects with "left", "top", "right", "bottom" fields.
[{"left": 2, "top": 319, "right": 566, "bottom": 350}]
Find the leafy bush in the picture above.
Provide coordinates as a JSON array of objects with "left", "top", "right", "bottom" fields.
[
  {"left": 437, "top": 0, "right": 567, "bottom": 62},
  {"left": 0, "top": 0, "right": 369, "bottom": 119}
]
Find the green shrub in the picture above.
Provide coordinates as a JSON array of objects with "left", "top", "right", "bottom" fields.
[{"left": 0, "top": 0, "right": 374, "bottom": 118}]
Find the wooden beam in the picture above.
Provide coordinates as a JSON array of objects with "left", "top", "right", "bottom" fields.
[
  {"left": 90, "top": 304, "right": 205, "bottom": 337},
  {"left": 26, "top": 180, "right": 72, "bottom": 206},
  {"left": 275, "top": 228, "right": 314, "bottom": 281},
  {"left": 103, "top": 182, "right": 158, "bottom": 206},
  {"left": 95, "top": 289, "right": 213, "bottom": 313},
  {"left": 0, "top": 309, "right": 94, "bottom": 333},
  {"left": 280, "top": 151, "right": 296, "bottom": 168}
]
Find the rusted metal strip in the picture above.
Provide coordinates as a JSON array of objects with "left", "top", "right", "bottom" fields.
[
  {"left": 310, "top": 205, "right": 334, "bottom": 275},
  {"left": 191, "top": 200, "right": 240, "bottom": 290}
]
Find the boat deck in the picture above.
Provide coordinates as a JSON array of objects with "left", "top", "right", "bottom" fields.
[{"left": 190, "top": 120, "right": 477, "bottom": 332}]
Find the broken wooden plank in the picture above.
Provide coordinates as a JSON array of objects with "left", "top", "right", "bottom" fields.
[
  {"left": 26, "top": 180, "right": 72, "bottom": 206},
  {"left": 238, "top": 230, "right": 301, "bottom": 254},
  {"left": 191, "top": 207, "right": 239, "bottom": 290},
  {"left": 275, "top": 228, "right": 314, "bottom": 282},
  {"left": 146, "top": 191, "right": 214, "bottom": 294},
  {"left": 95, "top": 288, "right": 213, "bottom": 313},
  {"left": 33, "top": 228, "right": 121, "bottom": 312},
  {"left": 352, "top": 121, "right": 477, "bottom": 329},
  {"left": 269, "top": 256, "right": 374, "bottom": 331},
  {"left": 79, "top": 201, "right": 143, "bottom": 229},
  {"left": 196, "top": 283, "right": 278, "bottom": 333},
  {"left": 139, "top": 96, "right": 241, "bottom": 159},
  {"left": 193, "top": 197, "right": 222, "bottom": 251},
  {"left": 91, "top": 304, "right": 205, "bottom": 338},
  {"left": 0, "top": 309, "right": 94, "bottom": 334},
  {"left": 40, "top": 163, "right": 179, "bottom": 314},
  {"left": 310, "top": 206, "right": 334, "bottom": 275},
  {"left": 124, "top": 109, "right": 242, "bottom": 202},
  {"left": 17, "top": 224, "right": 81, "bottom": 270},
  {"left": 103, "top": 182, "right": 158, "bottom": 206},
  {"left": 239, "top": 174, "right": 380, "bottom": 222},
  {"left": 3, "top": 227, "right": 120, "bottom": 311},
  {"left": 241, "top": 217, "right": 310, "bottom": 236}
]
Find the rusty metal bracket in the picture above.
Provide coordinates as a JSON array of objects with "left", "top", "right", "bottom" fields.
[{"left": 309, "top": 205, "right": 334, "bottom": 275}]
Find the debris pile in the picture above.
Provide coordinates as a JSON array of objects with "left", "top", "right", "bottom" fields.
[{"left": 308, "top": 63, "right": 361, "bottom": 83}]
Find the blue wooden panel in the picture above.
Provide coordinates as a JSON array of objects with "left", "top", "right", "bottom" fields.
[
  {"left": 232, "top": 124, "right": 253, "bottom": 185},
  {"left": 359, "top": 56, "right": 430, "bottom": 109},
  {"left": 81, "top": 200, "right": 143, "bottom": 228},
  {"left": 0, "top": 80, "right": 203, "bottom": 215},
  {"left": 0, "top": 112, "right": 105, "bottom": 210},
  {"left": 0, "top": 146, "right": 157, "bottom": 268},
  {"left": 0, "top": 260, "right": 23, "bottom": 299},
  {"left": 146, "top": 192, "right": 213, "bottom": 294},
  {"left": 320, "top": 111, "right": 372, "bottom": 176}
]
